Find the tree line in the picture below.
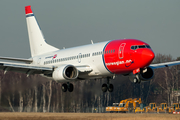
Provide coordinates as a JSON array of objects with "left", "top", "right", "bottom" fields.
[{"left": 0, "top": 53, "right": 179, "bottom": 112}]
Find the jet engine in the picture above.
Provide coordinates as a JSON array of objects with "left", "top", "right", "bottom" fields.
[
  {"left": 129, "top": 67, "right": 154, "bottom": 83},
  {"left": 52, "top": 65, "right": 79, "bottom": 81}
]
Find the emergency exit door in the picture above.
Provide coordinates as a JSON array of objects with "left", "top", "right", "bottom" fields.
[{"left": 118, "top": 43, "right": 126, "bottom": 59}]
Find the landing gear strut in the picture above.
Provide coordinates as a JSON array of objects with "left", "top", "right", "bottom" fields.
[
  {"left": 102, "top": 77, "right": 114, "bottom": 92},
  {"left": 61, "top": 82, "right": 74, "bottom": 92},
  {"left": 134, "top": 75, "right": 141, "bottom": 84}
]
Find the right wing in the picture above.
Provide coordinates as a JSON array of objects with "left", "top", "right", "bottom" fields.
[{"left": 149, "top": 61, "right": 180, "bottom": 69}]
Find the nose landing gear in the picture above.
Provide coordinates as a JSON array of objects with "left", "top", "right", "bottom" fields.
[{"left": 133, "top": 75, "right": 141, "bottom": 84}]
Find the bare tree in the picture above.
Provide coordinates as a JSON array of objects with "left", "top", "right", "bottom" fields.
[
  {"left": 47, "top": 80, "right": 52, "bottom": 112},
  {"left": 34, "top": 86, "right": 38, "bottom": 112},
  {"left": 42, "top": 84, "right": 46, "bottom": 112}
]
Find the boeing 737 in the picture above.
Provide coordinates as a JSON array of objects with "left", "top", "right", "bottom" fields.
[{"left": 0, "top": 5, "right": 180, "bottom": 92}]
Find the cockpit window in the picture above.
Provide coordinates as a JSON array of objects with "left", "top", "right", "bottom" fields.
[
  {"left": 131, "top": 45, "right": 138, "bottom": 50},
  {"left": 131, "top": 46, "right": 134, "bottom": 50},
  {"left": 131, "top": 45, "right": 151, "bottom": 50},
  {"left": 146, "top": 45, "right": 151, "bottom": 48},
  {"left": 138, "top": 45, "right": 146, "bottom": 48}
]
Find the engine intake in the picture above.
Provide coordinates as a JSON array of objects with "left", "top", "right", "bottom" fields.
[
  {"left": 52, "top": 65, "right": 79, "bottom": 81},
  {"left": 129, "top": 67, "right": 154, "bottom": 82},
  {"left": 139, "top": 67, "right": 154, "bottom": 81}
]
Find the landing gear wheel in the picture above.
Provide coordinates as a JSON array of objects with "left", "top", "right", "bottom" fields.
[
  {"left": 68, "top": 83, "right": 74, "bottom": 92},
  {"left": 134, "top": 78, "right": 138, "bottom": 84},
  {"left": 101, "top": 77, "right": 114, "bottom": 92},
  {"left": 108, "top": 84, "right": 114, "bottom": 92},
  {"left": 62, "top": 83, "right": 68, "bottom": 92},
  {"left": 102, "top": 84, "right": 108, "bottom": 92},
  {"left": 134, "top": 77, "right": 141, "bottom": 84}
]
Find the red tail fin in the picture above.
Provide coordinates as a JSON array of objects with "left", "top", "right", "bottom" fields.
[{"left": 25, "top": 5, "right": 33, "bottom": 14}]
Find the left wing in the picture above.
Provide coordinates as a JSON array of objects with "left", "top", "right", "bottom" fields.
[
  {"left": 0, "top": 61, "right": 53, "bottom": 76},
  {"left": 0, "top": 60, "right": 93, "bottom": 77},
  {"left": 0, "top": 56, "right": 33, "bottom": 63},
  {"left": 149, "top": 61, "right": 180, "bottom": 69}
]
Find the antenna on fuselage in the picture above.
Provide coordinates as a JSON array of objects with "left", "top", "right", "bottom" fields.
[{"left": 91, "top": 40, "right": 94, "bottom": 44}]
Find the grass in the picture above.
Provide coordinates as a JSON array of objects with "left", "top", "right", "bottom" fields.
[{"left": 0, "top": 113, "right": 179, "bottom": 120}]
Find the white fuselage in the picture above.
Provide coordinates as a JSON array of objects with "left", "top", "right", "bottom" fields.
[{"left": 32, "top": 41, "right": 113, "bottom": 80}]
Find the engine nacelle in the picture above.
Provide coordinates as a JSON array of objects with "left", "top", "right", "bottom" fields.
[
  {"left": 139, "top": 67, "right": 154, "bottom": 81},
  {"left": 52, "top": 65, "right": 79, "bottom": 81},
  {"left": 129, "top": 67, "right": 154, "bottom": 82}
]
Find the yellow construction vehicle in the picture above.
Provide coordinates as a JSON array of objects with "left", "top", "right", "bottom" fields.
[
  {"left": 114, "top": 100, "right": 134, "bottom": 113},
  {"left": 106, "top": 98, "right": 132, "bottom": 112},
  {"left": 135, "top": 103, "right": 146, "bottom": 113},
  {"left": 106, "top": 98, "right": 142, "bottom": 113},
  {"left": 156, "top": 103, "right": 168, "bottom": 113},
  {"left": 168, "top": 103, "right": 180, "bottom": 113},
  {"left": 144, "top": 103, "right": 156, "bottom": 113},
  {"left": 106, "top": 99, "right": 129, "bottom": 112}
]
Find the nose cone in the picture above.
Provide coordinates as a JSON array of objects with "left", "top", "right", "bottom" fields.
[{"left": 141, "top": 49, "right": 155, "bottom": 66}]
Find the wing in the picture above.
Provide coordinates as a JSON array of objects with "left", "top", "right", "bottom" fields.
[
  {"left": 0, "top": 56, "right": 33, "bottom": 63},
  {"left": 0, "top": 61, "right": 53, "bottom": 76},
  {"left": 149, "top": 61, "right": 180, "bottom": 69},
  {"left": 0, "top": 59, "right": 92, "bottom": 78}
]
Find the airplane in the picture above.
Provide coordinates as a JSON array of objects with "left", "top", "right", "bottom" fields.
[{"left": 0, "top": 5, "right": 180, "bottom": 92}]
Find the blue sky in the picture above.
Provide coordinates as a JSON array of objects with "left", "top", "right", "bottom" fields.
[{"left": 0, "top": 0, "right": 180, "bottom": 59}]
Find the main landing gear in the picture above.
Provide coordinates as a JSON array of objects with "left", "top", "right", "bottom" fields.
[
  {"left": 61, "top": 82, "right": 73, "bottom": 92},
  {"left": 101, "top": 77, "right": 114, "bottom": 92}
]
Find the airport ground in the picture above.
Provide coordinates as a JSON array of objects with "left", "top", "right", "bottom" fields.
[{"left": 0, "top": 113, "right": 179, "bottom": 120}]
